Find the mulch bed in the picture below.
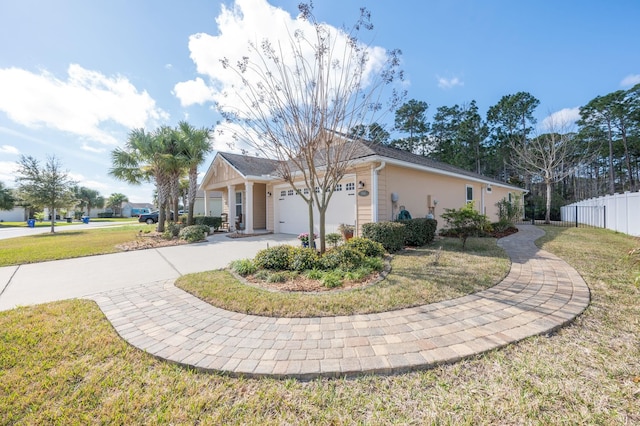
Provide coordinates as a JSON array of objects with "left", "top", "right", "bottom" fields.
[{"left": 116, "top": 231, "right": 188, "bottom": 251}]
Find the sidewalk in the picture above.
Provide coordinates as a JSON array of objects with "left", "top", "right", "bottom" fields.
[{"left": 89, "top": 225, "right": 590, "bottom": 379}]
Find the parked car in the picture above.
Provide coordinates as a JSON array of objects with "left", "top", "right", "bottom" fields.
[{"left": 138, "top": 211, "right": 174, "bottom": 224}]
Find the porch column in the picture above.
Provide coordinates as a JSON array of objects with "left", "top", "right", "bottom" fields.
[
  {"left": 227, "top": 185, "right": 236, "bottom": 230},
  {"left": 203, "top": 189, "right": 209, "bottom": 216},
  {"left": 245, "top": 181, "right": 254, "bottom": 234}
]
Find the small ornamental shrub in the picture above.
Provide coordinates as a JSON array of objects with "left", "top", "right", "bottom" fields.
[
  {"left": 179, "top": 225, "right": 208, "bottom": 243},
  {"left": 496, "top": 194, "right": 523, "bottom": 225},
  {"left": 194, "top": 216, "right": 222, "bottom": 229},
  {"left": 321, "top": 246, "right": 365, "bottom": 270},
  {"left": 326, "top": 233, "right": 342, "bottom": 248},
  {"left": 397, "top": 218, "right": 437, "bottom": 246},
  {"left": 362, "top": 221, "right": 405, "bottom": 253},
  {"left": 254, "top": 245, "right": 294, "bottom": 270},
  {"left": 344, "top": 237, "right": 385, "bottom": 258},
  {"left": 166, "top": 222, "right": 183, "bottom": 238},
  {"left": 267, "top": 271, "right": 289, "bottom": 283},
  {"left": 230, "top": 259, "right": 257, "bottom": 276},
  {"left": 305, "top": 269, "right": 324, "bottom": 280},
  {"left": 322, "top": 271, "right": 343, "bottom": 288},
  {"left": 289, "top": 247, "right": 319, "bottom": 271},
  {"left": 440, "top": 202, "right": 490, "bottom": 249},
  {"left": 362, "top": 256, "right": 385, "bottom": 272}
]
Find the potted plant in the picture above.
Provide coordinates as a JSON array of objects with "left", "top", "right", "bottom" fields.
[
  {"left": 297, "top": 232, "right": 317, "bottom": 248},
  {"left": 338, "top": 223, "right": 355, "bottom": 241}
]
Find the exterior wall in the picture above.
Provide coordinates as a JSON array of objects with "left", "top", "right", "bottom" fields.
[
  {"left": 253, "top": 183, "right": 267, "bottom": 229},
  {"left": 194, "top": 197, "right": 222, "bottom": 216},
  {"left": 379, "top": 164, "right": 522, "bottom": 226},
  {"left": 266, "top": 184, "right": 275, "bottom": 232},
  {"left": 355, "top": 164, "right": 372, "bottom": 236},
  {"left": 0, "top": 207, "right": 27, "bottom": 222}
]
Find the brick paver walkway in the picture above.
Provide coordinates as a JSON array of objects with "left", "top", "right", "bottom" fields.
[{"left": 90, "top": 225, "right": 590, "bottom": 379}]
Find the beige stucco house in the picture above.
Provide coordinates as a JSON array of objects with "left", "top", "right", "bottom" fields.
[{"left": 199, "top": 140, "right": 525, "bottom": 235}]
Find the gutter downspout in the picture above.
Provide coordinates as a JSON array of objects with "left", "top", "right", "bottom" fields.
[{"left": 372, "top": 161, "right": 386, "bottom": 223}]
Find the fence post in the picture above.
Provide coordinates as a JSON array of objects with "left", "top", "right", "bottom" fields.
[
  {"left": 603, "top": 205, "right": 606, "bottom": 230},
  {"left": 575, "top": 205, "right": 578, "bottom": 228}
]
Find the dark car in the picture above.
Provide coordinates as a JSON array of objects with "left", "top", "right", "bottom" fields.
[{"left": 138, "top": 211, "right": 174, "bottom": 224}]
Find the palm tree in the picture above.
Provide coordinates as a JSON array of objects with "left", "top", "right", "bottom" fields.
[
  {"left": 110, "top": 128, "right": 172, "bottom": 232},
  {"left": 74, "top": 186, "right": 105, "bottom": 217},
  {"left": 176, "top": 121, "right": 212, "bottom": 225},
  {"left": 106, "top": 193, "right": 129, "bottom": 217}
]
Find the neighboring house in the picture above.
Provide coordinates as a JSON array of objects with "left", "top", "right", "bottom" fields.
[
  {"left": 193, "top": 189, "right": 223, "bottom": 217},
  {"left": 199, "top": 140, "right": 526, "bottom": 235},
  {"left": 0, "top": 206, "right": 28, "bottom": 222},
  {"left": 122, "top": 202, "right": 155, "bottom": 217}
]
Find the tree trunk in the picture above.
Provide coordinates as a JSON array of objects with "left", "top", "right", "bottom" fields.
[
  {"left": 307, "top": 200, "right": 314, "bottom": 251},
  {"left": 606, "top": 121, "right": 615, "bottom": 194},
  {"left": 50, "top": 206, "right": 55, "bottom": 233},
  {"left": 545, "top": 179, "right": 552, "bottom": 224},
  {"left": 187, "top": 167, "right": 197, "bottom": 226},
  {"left": 318, "top": 207, "right": 327, "bottom": 254}
]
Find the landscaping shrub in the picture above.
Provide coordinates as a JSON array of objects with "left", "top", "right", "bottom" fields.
[
  {"left": 397, "top": 218, "right": 437, "bottom": 246},
  {"left": 344, "top": 237, "right": 385, "bottom": 257},
  {"left": 178, "top": 225, "right": 208, "bottom": 243},
  {"left": 326, "top": 232, "right": 342, "bottom": 248},
  {"left": 289, "top": 247, "right": 319, "bottom": 271},
  {"left": 362, "top": 221, "right": 405, "bottom": 253},
  {"left": 267, "top": 271, "right": 289, "bottom": 283},
  {"left": 322, "top": 271, "right": 343, "bottom": 288},
  {"left": 440, "top": 202, "right": 490, "bottom": 249},
  {"left": 194, "top": 216, "right": 222, "bottom": 229},
  {"left": 230, "top": 259, "right": 257, "bottom": 276},
  {"left": 362, "top": 256, "right": 385, "bottom": 272},
  {"left": 178, "top": 214, "right": 188, "bottom": 224},
  {"left": 305, "top": 269, "right": 324, "bottom": 280},
  {"left": 320, "top": 246, "right": 365, "bottom": 270},
  {"left": 254, "top": 245, "right": 294, "bottom": 270},
  {"left": 97, "top": 212, "right": 114, "bottom": 218}
]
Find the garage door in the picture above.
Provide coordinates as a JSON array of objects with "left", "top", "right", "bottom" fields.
[{"left": 275, "top": 179, "right": 356, "bottom": 235}]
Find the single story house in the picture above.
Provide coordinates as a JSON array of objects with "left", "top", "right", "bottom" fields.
[
  {"left": 122, "top": 202, "right": 155, "bottom": 217},
  {"left": 0, "top": 206, "right": 28, "bottom": 222},
  {"left": 199, "top": 139, "right": 525, "bottom": 235}
]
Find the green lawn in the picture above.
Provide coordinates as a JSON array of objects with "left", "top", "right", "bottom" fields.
[
  {"left": 0, "top": 225, "right": 152, "bottom": 266},
  {"left": 177, "top": 236, "right": 510, "bottom": 317},
  {"left": 0, "top": 226, "right": 638, "bottom": 424}
]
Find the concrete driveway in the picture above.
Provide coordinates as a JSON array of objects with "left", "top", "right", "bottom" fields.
[{"left": 0, "top": 232, "right": 298, "bottom": 311}]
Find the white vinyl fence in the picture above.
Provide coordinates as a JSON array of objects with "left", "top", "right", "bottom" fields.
[{"left": 561, "top": 191, "right": 640, "bottom": 237}]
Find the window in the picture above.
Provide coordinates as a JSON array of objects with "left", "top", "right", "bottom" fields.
[
  {"left": 235, "top": 191, "right": 243, "bottom": 217},
  {"left": 345, "top": 182, "right": 355, "bottom": 191},
  {"left": 315, "top": 187, "right": 320, "bottom": 193},
  {"left": 280, "top": 190, "right": 287, "bottom": 197},
  {"left": 335, "top": 184, "right": 343, "bottom": 192},
  {"left": 287, "top": 189, "right": 294, "bottom": 196},
  {"left": 466, "top": 185, "right": 473, "bottom": 204},
  {"left": 303, "top": 188, "right": 309, "bottom": 195}
]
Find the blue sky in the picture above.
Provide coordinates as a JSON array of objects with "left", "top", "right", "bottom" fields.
[{"left": 1, "top": 0, "right": 638, "bottom": 202}]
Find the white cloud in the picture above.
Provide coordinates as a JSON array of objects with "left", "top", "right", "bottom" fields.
[
  {"left": 621, "top": 74, "right": 640, "bottom": 87},
  {"left": 0, "top": 64, "right": 169, "bottom": 145},
  {"left": 0, "top": 161, "right": 19, "bottom": 183},
  {"left": 174, "top": 0, "right": 391, "bottom": 119},
  {"left": 173, "top": 77, "right": 216, "bottom": 107},
  {"left": 541, "top": 107, "right": 580, "bottom": 131},
  {"left": 437, "top": 75, "right": 464, "bottom": 89},
  {"left": 0, "top": 145, "right": 19, "bottom": 154}
]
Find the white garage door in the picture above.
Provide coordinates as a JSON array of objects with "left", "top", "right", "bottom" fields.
[{"left": 275, "top": 179, "right": 356, "bottom": 235}]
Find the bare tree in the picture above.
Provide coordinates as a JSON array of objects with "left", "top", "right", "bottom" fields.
[
  {"left": 511, "top": 120, "right": 577, "bottom": 223},
  {"left": 216, "top": 3, "right": 403, "bottom": 252}
]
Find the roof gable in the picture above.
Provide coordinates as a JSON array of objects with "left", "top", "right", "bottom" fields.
[{"left": 218, "top": 152, "right": 280, "bottom": 177}]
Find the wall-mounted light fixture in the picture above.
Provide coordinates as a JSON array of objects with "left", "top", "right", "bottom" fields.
[
  {"left": 358, "top": 180, "right": 365, "bottom": 189},
  {"left": 267, "top": 192, "right": 272, "bottom": 197},
  {"left": 433, "top": 199, "right": 439, "bottom": 205}
]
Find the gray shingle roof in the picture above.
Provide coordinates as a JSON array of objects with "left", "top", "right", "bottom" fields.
[
  {"left": 218, "top": 152, "right": 280, "bottom": 176},
  {"left": 218, "top": 141, "right": 520, "bottom": 189}
]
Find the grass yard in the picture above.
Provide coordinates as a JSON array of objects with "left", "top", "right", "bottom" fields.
[
  {"left": 0, "top": 226, "right": 639, "bottom": 424},
  {"left": 0, "top": 217, "right": 137, "bottom": 228},
  {"left": 0, "top": 225, "right": 153, "bottom": 266},
  {"left": 177, "top": 237, "right": 510, "bottom": 317}
]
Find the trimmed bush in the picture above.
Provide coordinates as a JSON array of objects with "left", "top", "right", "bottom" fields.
[
  {"left": 194, "top": 216, "right": 222, "bottom": 229},
  {"left": 397, "top": 218, "right": 437, "bottom": 246},
  {"left": 289, "top": 247, "right": 319, "bottom": 271},
  {"left": 320, "top": 246, "right": 365, "bottom": 270},
  {"left": 230, "top": 259, "right": 257, "bottom": 276},
  {"left": 97, "top": 212, "right": 114, "bottom": 218},
  {"left": 179, "top": 225, "right": 208, "bottom": 243},
  {"left": 441, "top": 202, "right": 490, "bottom": 249},
  {"left": 322, "top": 271, "right": 343, "bottom": 288},
  {"left": 362, "top": 221, "right": 405, "bottom": 253},
  {"left": 254, "top": 245, "right": 294, "bottom": 270},
  {"left": 344, "top": 237, "right": 385, "bottom": 257},
  {"left": 326, "top": 233, "right": 342, "bottom": 248}
]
